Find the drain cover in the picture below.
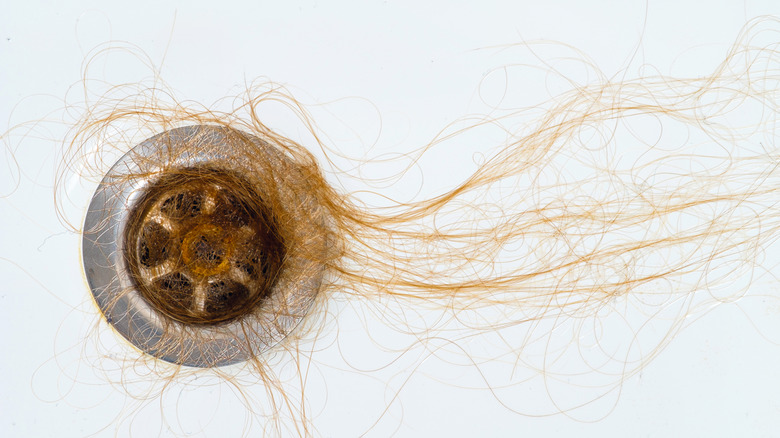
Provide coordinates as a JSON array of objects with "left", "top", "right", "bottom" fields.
[{"left": 82, "top": 125, "right": 331, "bottom": 367}]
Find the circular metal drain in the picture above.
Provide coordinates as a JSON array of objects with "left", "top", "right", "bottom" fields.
[
  {"left": 82, "top": 125, "right": 330, "bottom": 367},
  {"left": 125, "top": 167, "right": 285, "bottom": 326}
]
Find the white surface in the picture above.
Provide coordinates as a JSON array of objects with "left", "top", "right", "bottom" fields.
[{"left": 2, "top": 1, "right": 780, "bottom": 437}]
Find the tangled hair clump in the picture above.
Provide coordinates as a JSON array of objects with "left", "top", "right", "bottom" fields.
[{"left": 47, "top": 16, "right": 780, "bottom": 436}]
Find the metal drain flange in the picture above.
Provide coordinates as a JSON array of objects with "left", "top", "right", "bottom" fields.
[{"left": 82, "top": 125, "right": 330, "bottom": 367}]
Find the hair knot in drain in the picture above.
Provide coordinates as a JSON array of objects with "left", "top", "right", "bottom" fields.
[
  {"left": 82, "top": 125, "right": 334, "bottom": 367},
  {"left": 125, "top": 167, "right": 286, "bottom": 326}
]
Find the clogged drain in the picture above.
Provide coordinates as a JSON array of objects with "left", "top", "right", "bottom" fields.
[
  {"left": 82, "top": 124, "right": 331, "bottom": 367},
  {"left": 124, "top": 167, "right": 285, "bottom": 326}
]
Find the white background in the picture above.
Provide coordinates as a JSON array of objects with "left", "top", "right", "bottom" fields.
[{"left": 2, "top": 1, "right": 780, "bottom": 437}]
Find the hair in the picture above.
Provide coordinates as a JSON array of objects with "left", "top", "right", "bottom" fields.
[{"left": 11, "top": 15, "right": 780, "bottom": 437}]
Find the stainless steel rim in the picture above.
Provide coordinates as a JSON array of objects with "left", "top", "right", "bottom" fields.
[{"left": 82, "top": 125, "right": 329, "bottom": 367}]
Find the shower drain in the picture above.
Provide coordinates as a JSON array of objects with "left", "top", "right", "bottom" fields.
[
  {"left": 82, "top": 125, "right": 330, "bottom": 367},
  {"left": 124, "top": 167, "right": 285, "bottom": 326}
]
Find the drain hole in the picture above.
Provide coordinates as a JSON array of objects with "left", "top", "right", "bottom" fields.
[
  {"left": 161, "top": 192, "right": 203, "bottom": 219},
  {"left": 235, "top": 250, "right": 260, "bottom": 278},
  {"left": 138, "top": 222, "right": 170, "bottom": 268},
  {"left": 205, "top": 279, "right": 250, "bottom": 313},
  {"left": 234, "top": 248, "right": 273, "bottom": 280},
  {"left": 214, "top": 193, "right": 251, "bottom": 227},
  {"left": 192, "top": 234, "right": 224, "bottom": 265},
  {"left": 155, "top": 272, "right": 193, "bottom": 293},
  {"left": 151, "top": 272, "right": 195, "bottom": 314}
]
